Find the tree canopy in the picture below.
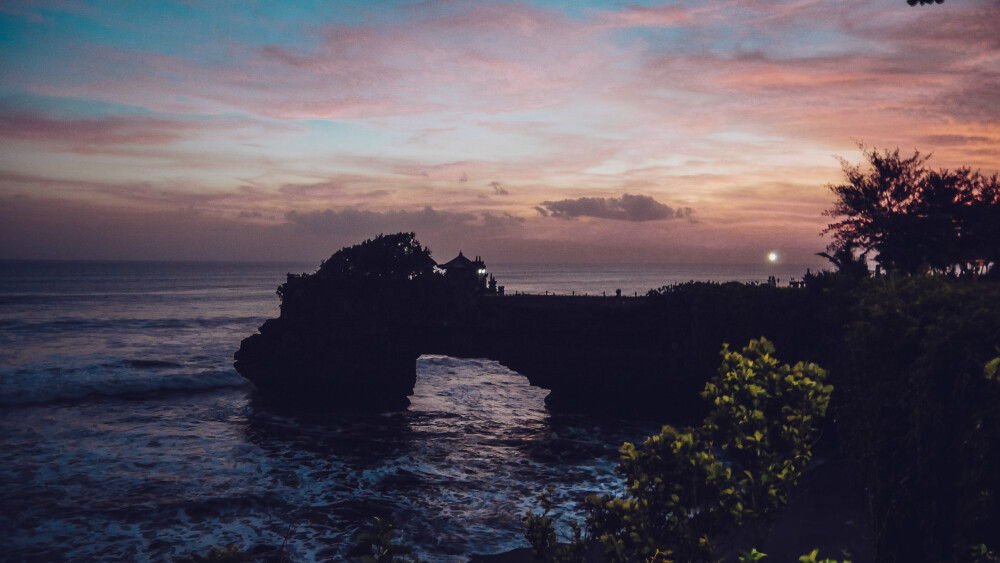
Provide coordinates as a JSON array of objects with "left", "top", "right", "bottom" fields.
[
  {"left": 316, "top": 232, "right": 438, "bottom": 282},
  {"left": 822, "top": 146, "right": 999, "bottom": 277}
]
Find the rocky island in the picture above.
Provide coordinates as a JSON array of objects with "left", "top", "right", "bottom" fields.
[{"left": 234, "top": 232, "right": 830, "bottom": 417}]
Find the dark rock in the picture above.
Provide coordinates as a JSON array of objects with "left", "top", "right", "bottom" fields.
[{"left": 235, "top": 233, "right": 834, "bottom": 416}]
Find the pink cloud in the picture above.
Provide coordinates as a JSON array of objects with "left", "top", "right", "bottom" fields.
[
  {"left": 252, "top": 5, "right": 604, "bottom": 115},
  {"left": 592, "top": 4, "right": 692, "bottom": 28},
  {"left": 619, "top": 2, "right": 999, "bottom": 172},
  {"left": 3, "top": 1, "right": 997, "bottom": 264},
  {"left": 883, "top": 4, "right": 1000, "bottom": 53},
  {"left": 21, "top": 2, "right": 622, "bottom": 121},
  {"left": 0, "top": 107, "right": 195, "bottom": 146}
]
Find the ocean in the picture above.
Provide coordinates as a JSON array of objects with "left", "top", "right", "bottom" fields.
[{"left": 0, "top": 259, "right": 819, "bottom": 561}]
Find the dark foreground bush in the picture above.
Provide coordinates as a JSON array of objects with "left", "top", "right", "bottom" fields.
[{"left": 835, "top": 276, "right": 1000, "bottom": 562}]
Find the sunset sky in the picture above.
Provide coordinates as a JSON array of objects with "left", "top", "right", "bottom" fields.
[{"left": 1, "top": 0, "right": 997, "bottom": 265}]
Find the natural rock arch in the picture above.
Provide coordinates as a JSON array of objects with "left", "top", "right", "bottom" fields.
[{"left": 234, "top": 234, "right": 827, "bottom": 418}]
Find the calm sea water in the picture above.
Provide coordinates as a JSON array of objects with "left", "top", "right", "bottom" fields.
[{"left": 0, "top": 260, "right": 818, "bottom": 561}]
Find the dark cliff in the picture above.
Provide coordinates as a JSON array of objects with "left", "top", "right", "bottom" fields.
[
  {"left": 235, "top": 234, "right": 838, "bottom": 416},
  {"left": 424, "top": 284, "right": 836, "bottom": 418}
]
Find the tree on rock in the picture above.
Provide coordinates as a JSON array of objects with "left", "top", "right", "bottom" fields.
[
  {"left": 236, "top": 233, "right": 451, "bottom": 412},
  {"left": 316, "top": 232, "right": 437, "bottom": 282}
]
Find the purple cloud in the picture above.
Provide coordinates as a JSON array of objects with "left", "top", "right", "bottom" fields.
[
  {"left": 0, "top": 105, "right": 195, "bottom": 146},
  {"left": 489, "top": 181, "right": 509, "bottom": 196},
  {"left": 539, "top": 194, "right": 693, "bottom": 222}
]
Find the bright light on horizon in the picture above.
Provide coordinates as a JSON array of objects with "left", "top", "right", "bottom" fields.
[{"left": 768, "top": 252, "right": 778, "bottom": 263}]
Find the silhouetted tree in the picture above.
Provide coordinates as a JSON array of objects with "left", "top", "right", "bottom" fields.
[
  {"left": 316, "top": 232, "right": 437, "bottom": 282},
  {"left": 816, "top": 241, "right": 869, "bottom": 279},
  {"left": 822, "top": 146, "right": 999, "bottom": 276},
  {"left": 276, "top": 232, "right": 446, "bottom": 321}
]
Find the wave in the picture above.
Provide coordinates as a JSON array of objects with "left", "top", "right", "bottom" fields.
[
  {"left": 0, "top": 315, "right": 265, "bottom": 334},
  {"left": 0, "top": 361, "right": 250, "bottom": 406},
  {"left": 125, "top": 359, "right": 184, "bottom": 369}
]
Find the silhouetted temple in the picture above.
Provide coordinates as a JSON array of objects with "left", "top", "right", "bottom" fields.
[{"left": 437, "top": 251, "right": 495, "bottom": 294}]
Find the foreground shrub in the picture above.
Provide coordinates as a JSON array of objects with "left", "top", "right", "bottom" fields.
[
  {"left": 349, "top": 517, "right": 430, "bottom": 563},
  {"left": 525, "top": 338, "right": 832, "bottom": 562}
]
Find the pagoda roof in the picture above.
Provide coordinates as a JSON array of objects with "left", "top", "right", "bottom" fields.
[{"left": 439, "top": 251, "right": 483, "bottom": 271}]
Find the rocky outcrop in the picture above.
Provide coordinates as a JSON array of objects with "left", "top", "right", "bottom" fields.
[
  {"left": 234, "top": 233, "right": 479, "bottom": 411},
  {"left": 235, "top": 234, "right": 832, "bottom": 416},
  {"left": 423, "top": 295, "right": 701, "bottom": 417},
  {"left": 235, "top": 317, "right": 420, "bottom": 411}
]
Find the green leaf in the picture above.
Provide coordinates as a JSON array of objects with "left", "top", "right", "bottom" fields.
[{"left": 985, "top": 357, "right": 1000, "bottom": 381}]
